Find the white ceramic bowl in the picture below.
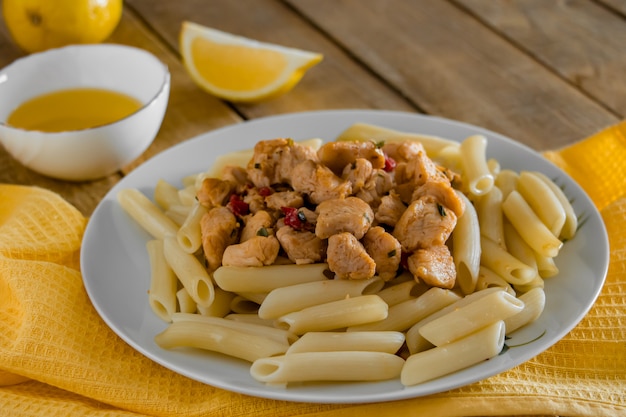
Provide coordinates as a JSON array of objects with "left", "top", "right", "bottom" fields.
[{"left": 0, "top": 44, "right": 170, "bottom": 181}]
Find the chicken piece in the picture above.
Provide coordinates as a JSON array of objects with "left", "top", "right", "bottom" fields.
[
  {"left": 317, "top": 141, "right": 385, "bottom": 175},
  {"left": 381, "top": 140, "right": 425, "bottom": 163},
  {"left": 265, "top": 191, "right": 304, "bottom": 211},
  {"left": 220, "top": 165, "right": 250, "bottom": 194},
  {"left": 246, "top": 138, "right": 318, "bottom": 188},
  {"left": 200, "top": 206, "right": 239, "bottom": 271},
  {"left": 243, "top": 188, "right": 265, "bottom": 214},
  {"left": 404, "top": 147, "right": 448, "bottom": 186},
  {"left": 375, "top": 191, "right": 406, "bottom": 227},
  {"left": 222, "top": 235, "right": 280, "bottom": 267},
  {"left": 291, "top": 160, "right": 352, "bottom": 204},
  {"left": 197, "top": 177, "right": 234, "bottom": 208},
  {"left": 362, "top": 226, "right": 401, "bottom": 281},
  {"left": 412, "top": 179, "right": 465, "bottom": 217},
  {"left": 341, "top": 158, "right": 373, "bottom": 194},
  {"left": 315, "top": 197, "right": 374, "bottom": 240},
  {"left": 327, "top": 232, "right": 376, "bottom": 280},
  {"left": 276, "top": 225, "right": 326, "bottom": 264},
  {"left": 407, "top": 245, "right": 456, "bottom": 289},
  {"left": 393, "top": 196, "right": 457, "bottom": 252},
  {"left": 356, "top": 169, "right": 394, "bottom": 207},
  {"left": 240, "top": 210, "right": 275, "bottom": 243}
]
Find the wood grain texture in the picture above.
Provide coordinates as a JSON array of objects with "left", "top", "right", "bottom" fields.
[
  {"left": 456, "top": 0, "right": 626, "bottom": 117},
  {"left": 287, "top": 0, "right": 619, "bottom": 150},
  {"left": 126, "top": 0, "right": 417, "bottom": 118}
]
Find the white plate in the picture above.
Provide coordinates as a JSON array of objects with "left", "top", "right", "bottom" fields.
[{"left": 81, "top": 110, "right": 609, "bottom": 403}]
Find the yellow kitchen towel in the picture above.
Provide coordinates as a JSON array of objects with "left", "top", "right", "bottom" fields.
[{"left": 0, "top": 121, "right": 625, "bottom": 417}]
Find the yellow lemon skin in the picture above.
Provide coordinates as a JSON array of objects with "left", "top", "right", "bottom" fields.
[{"left": 2, "top": 0, "right": 123, "bottom": 53}]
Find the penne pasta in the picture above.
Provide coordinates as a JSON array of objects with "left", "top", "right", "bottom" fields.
[
  {"left": 286, "top": 331, "right": 405, "bottom": 354},
  {"left": 480, "top": 236, "right": 536, "bottom": 285},
  {"left": 528, "top": 171, "right": 578, "bottom": 240},
  {"left": 452, "top": 191, "right": 481, "bottom": 294},
  {"left": 176, "top": 287, "right": 196, "bottom": 314},
  {"left": 275, "top": 295, "right": 388, "bottom": 335},
  {"left": 176, "top": 201, "right": 208, "bottom": 254},
  {"left": 374, "top": 278, "right": 425, "bottom": 307},
  {"left": 213, "top": 263, "right": 330, "bottom": 293},
  {"left": 418, "top": 290, "right": 523, "bottom": 346},
  {"left": 146, "top": 239, "right": 178, "bottom": 322},
  {"left": 117, "top": 188, "right": 179, "bottom": 239},
  {"left": 197, "top": 287, "right": 235, "bottom": 317},
  {"left": 251, "top": 351, "right": 405, "bottom": 383},
  {"left": 229, "top": 295, "right": 260, "bottom": 314},
  {"left": 258, "top": 277, "right": 383, "bottom": 319},
  {"left": 155, "top": 320, "right": 289, "bottom": 362},
  {"left": 346, "top": 287, "right": 460, "bottom": 332},
  {"left": 475, "top": 266, "right": 516, "bottom": 296},
  {"left": 460, "top": 134, "right": 494, "bottom": 196},
  {"left": 494, "top": 169, "right": 519, "bottom": 199},
  {"left": 163, "top": 236, "right": 215, "bottom": 308},
  {"left": 517, "top": 171, "right": 566, "bottom": 237},
  {"left": 401, "top": 321, "right": 505, "bottom": 386},
  {"left": 154, "top": 178, "right": 182, "bottom": 210},
  {"left": 502, "top": 191, "right": 563, "bottom": 258},
  {"left": 504, "top": 287, "right": 546, "bottom": 334},
  {"left": 475, "top": 186, "right": 506, "bottom": 249}
]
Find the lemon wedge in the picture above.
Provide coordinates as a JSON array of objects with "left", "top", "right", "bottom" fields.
[{"left": 179, "top": 22, "right": 323, "bottom": 102}]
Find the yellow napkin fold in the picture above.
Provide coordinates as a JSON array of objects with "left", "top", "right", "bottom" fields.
[{"left": 1, "top": 122, "right": 625, "bottom": 417}]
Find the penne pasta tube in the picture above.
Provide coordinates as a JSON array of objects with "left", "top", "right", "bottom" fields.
[
  {"left": 236, "top": 292, "right": 267, "bottom": 305},
  {"left": 401, "top": 321, "right": 505, "bottom": 386},
  {"left": 213, "top": 263, "right": 330, "bottom": 293},
  {"left": 494, "top": 169, "right": 519, "bottom": 199},
  {"left": 475, "top": 186, "right": 506, "bottom": 249},
  {"left": 258, "top": 277, "right": 383, "bottom": 319},
  {"left": 224, "top": 313, "right": 276, "bottom": 327},
  {"left": 535, "top": 251, "right": 559, "bottom": 278},
  {"left": 475, "top": 266, "right": 516, "bottom": 296},
  {"left": 163, "top": 236, "right": 215, "bottom": 308},
  {"left": 146, "top": 239, "right": 178, "bottom": 322},
  {"left": 452, "top": 191, "right": 481, "bottom": 294},
  {"left": 504, "top": 287, "right": 545, "bottom": 334},
  {"left": 460, "top": 134, "right": 494, "bottom": 196},
  {"left": 176, "top": 201, "right": 208, "bottom": 253},
  {"left": 171, "top": 313, "right": 297, "bottom": 345},
  {"left": 528, "top": 171, "right": 578, "bottom": 240},
  {"left": 177, "top": 185, "right": 197, "bottom": 206},
  {"left": 251, "top": 351, "right": 405, "bottom": 383},
  {"left": 154, "top": 179, "right": 182, "bottom": 210},
  {"left": 480, "top": 236, "right": 536, "bottom": 285},
  {"left": 513, "top": 274, "right": 545, "bottom": 293},
  {"left": 275, "top": 295, "right": 388, "bottom": 335},
  {"left": 374, "top": 279, "right": 424, "bottom": 307},
  {"left": 164, "top": 204, "right": 191, "bottom": 226},
  {"left": 155, "top": 320, "right": 288, "bottom": 362},
  {"left": 404, "top": 287, "right": 504, "bottom": 354},
  {"left": 517, "top": 171, "right": 566, "bottom": 237},
  {"left": 176, "top": 287, "right": 197, "bottom": 314},
  {"left": 418, "top": 290, "right": 523, "bottom": 346},
  {"left": 346, "top": 287, "right": 460, "bottom": 332},
  {"left": 286, "top": 331, "right": 405, "bottom": 354},
  {"left": 117, "top": 188, "right": 179, "bottom": 239},
  {"left": 197, "top": 287, "right": 235, "bottom": 317},
  {"left": 502, "top": 191, "right": 563, "bottom": 258},
  {"left": 229, "top": 295, "right": 260, "bottom": 314},
  {"left": 503, "top": 221, "right": 538, "bottom": 273}
]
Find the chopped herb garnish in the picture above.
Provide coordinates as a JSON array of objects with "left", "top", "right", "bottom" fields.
[
  {"left": 387, "top": 249, "right": 397, "bottom": 258},
  {"left": 297, "top": 210, "right": 307, "bottom": 223},
  {"left": 256, "top": 227, "right": 269, "bottom": 237},
  {"left": 374, "top": 140, "right": 385, "bottom": 149},
  {"left": 437, "top": 203, "right": 446, "bottom": 217}
]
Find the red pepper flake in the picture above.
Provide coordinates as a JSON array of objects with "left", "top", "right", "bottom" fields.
[
  {"left": 227, "top": 194, "right": 249, "bottom": 217},
  {"left": 258, "top": 186, "right": 273, "bottom": 197},
  {"left": 281, "top": 206, "right": 313, "bottom": 231},
  {"left": 383, "top": 153, "right": 396, "bottom": 172}
]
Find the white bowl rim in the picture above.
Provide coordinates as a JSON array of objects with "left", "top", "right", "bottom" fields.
[{"left": 0, "top": 43, "right": 170, "bottom": 135}]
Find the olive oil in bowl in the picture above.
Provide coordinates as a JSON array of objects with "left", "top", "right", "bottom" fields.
[{"left": 7, "top": 88, "right": 143, "bottom": 132}]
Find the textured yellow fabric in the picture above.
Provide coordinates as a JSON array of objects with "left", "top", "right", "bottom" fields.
[{"left": 1, "top": 123, "right": 625, "bottom": 416}]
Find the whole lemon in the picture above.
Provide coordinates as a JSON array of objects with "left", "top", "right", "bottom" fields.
[{"left": 2, "top": 0, "right": 123, "bottom": 53}]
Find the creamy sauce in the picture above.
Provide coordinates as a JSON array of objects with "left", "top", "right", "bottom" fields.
[{"left": 6, "top": 88, "right": 143, "bottom": 132}]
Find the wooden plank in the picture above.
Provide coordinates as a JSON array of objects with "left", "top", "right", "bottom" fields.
[
  {"left": 0, "top": 8, "right": 241, "bottom": 215},
  {"left": 456, "top": 0, "right": 626, "bottom": 117},
  {"left": 597, "top": 0, "right": 626, "bottom": 17},
  {"left": 287, "top": 0, "right": 619, "bottom": 150},
  {"left": 125, "top": 0, "right": 416, "bottom": 117}
]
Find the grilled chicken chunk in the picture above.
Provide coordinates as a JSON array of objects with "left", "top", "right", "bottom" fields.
[
  {"left": 381, "top": 140, "right": 425, "bottom": 163},
  {"left": 247, "top": 138, "right": 318, "bottom": 188},
  {"left": 393, "top": 196, "right": 457, "bottom": 252},
  {"left": 265, "top": 191, "right": 304, "bottom": 211},
  {"left": 341, "top": 158, "right": 373, "bottom": 194},
  {"left": 317, "top": 141, "right": 385, "bottom": 175},
  {"left": 200, "top": 206, "right": 239, "bottom": 271},
  {"left": 407, "top": 244, "right": 456, "bottom": 289},
  {"left": 276, "top": 225, "right": 326, "bottom": 264},
  {"left": 240, "top": 210, "right": 275, "bottom": 243},
  {"left": 375, "top": 191, "right": 406, "bottom": 227},
  {"left": 362, "top": 226, "right": 401, "bottom": 281},
  {"left": 197, "top": 177, "right": 234, "bottom": 208},
  {"left": 315, "top": 197, "right": 374, "bottom": 240},
  {"left": 291, "top": 160, "right": 352, "bottom": 204},
  {"left": 356, "top": 169, "right": 394, "bottom": 207},
  {"left": 222, "top": 235, "right": 280, "bottom": 267},
  {"left": 327, "top": 232, "right": 376, "bottom": 280},
  {"left": 412, "top": 180, "right": 465, "bottom": 217},
  {"left": 220, "top": 165, "right": 250, "bottom": 193}
]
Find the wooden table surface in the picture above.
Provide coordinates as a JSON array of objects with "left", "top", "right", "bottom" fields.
[{"left": 1, "top": 0, "right": 625, "bottom": 216}]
